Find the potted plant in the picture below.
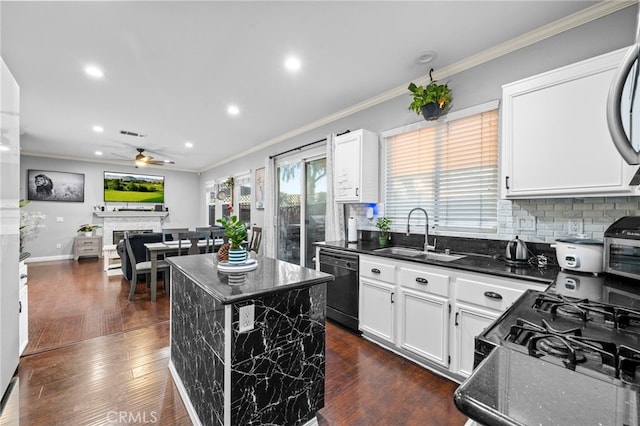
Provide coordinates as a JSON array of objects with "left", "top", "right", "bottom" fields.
[
  {"left": 20, "top": 200, "right": 45, "bottom": 252},
  {"left": 78, "top": 224, "right": 101, "bottom": 237},
  {"left": 216, "top": 215, "right": 248, "bottom": 264},
  {"left": 408, "top": 72, "right": 452, "bottom": 121},
  {"left": 376, "top": 217, "right": 392, "bottom": 247}
]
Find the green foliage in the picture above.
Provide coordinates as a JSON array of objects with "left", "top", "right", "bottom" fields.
[
  {"left": 78, "top": 224, "right": 101, "bottom": 232},
  {"left": 375, "top": 217, "right": 392, "bottom": 233},
  {"left": 216, "top": 215, "right": 248, "bottom": 249},
  {"left": 407, "top": 81, "right": 452, "bottom": 115}
]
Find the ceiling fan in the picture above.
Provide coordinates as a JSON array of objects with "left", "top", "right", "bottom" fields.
[{"left": 114, "top": 148, "right": 175, "bottom": 166}]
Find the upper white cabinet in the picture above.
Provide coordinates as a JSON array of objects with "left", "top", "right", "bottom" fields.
[
  {"left": 501, "top": 47, "right": 638, "bottom": 198},
  {"left": 334, "top": 129, "right": 379, "bottom": 203}
]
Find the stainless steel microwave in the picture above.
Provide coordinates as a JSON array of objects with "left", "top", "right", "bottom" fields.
[{"left": 604, "top": 216, "right": 640, "bottom": 280}]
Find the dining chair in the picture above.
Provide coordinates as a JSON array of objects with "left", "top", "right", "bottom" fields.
[
  {"left": 123, "top": 231, "right": 170, "bottom": 300},
  {"left": 178, "top": 231, "right": 211, "bottom": 255},
  {"left": 249, "top": 226, "right": 262, "bottom": 253},
  {"left": 162, "top": 228, "right": 189, "bottom": 243}
]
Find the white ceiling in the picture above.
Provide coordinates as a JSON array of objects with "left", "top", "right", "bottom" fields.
[{"left": 0, "top": 1, "right": 617, "bottom": 172}]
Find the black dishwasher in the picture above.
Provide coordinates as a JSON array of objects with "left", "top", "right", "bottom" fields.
[{"left": 318, "top": 249, "right": 360, "bottom": 333}]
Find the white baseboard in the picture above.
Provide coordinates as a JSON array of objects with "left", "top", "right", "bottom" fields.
[
  {"left": 168, "top": 361, "right": 202, "bottom": 426},
  {"left": 25, "top": 254, "right": 73, "bottom": 263}
]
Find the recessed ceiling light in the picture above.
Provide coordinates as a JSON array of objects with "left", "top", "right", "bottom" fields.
[
  {"left": 92, "top": 125, "right": 104, "bottom": 133},
  {"left": 84, "top": 66, "right": 104, "bottom": 78},
  {"left": 185, "top": 142, "right": 193, "bottom": 148},
  {"left": 227, "top": 105, "right": 240, "bottom": 116},
  {"left": 163, "top": 159, "right": 172, "bottom": 163},
  {"left": 94, "top": 151, "right": 103, "bottom": 156},
  {"left": 285, "top": 56, "right": 301, "bottom": 72},
  {"left": 416, "top": 51, "right": 437, "bottom": 64}
]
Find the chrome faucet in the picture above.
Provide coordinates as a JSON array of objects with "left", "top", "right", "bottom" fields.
[{"left": 406, "top": 207, "right": 435, "bottom": 252}]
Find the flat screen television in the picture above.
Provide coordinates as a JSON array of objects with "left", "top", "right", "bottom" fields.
[{"left": 104, "top": 171, "right": 165, "bottom": 203}]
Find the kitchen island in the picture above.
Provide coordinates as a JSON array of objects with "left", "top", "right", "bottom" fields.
[{"left": 166, "top": 254, "right": 333, "bottom": 426}]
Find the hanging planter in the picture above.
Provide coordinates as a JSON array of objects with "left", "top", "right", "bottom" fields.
[{"left": 408, "top": 68, "right": 452, "bottom": 121}]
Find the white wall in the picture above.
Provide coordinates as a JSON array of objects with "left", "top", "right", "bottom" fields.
[
  {"left": 20, "top": 155, "right": 200, "bottom": 259},
  {"left": 198, "top": 8, "right": 636, "bottom": 236}
]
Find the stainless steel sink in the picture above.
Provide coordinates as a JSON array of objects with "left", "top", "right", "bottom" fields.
[{"left": 372, "top": 247, "right": 464, "bottom": 262}]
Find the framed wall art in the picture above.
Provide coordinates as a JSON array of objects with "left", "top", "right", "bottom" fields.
[
  {"left": 255, "top": 167, "right": 265, "bottom": 209},
  {"left": 27, "top": 169, "right": 85, "bottom": 202}
]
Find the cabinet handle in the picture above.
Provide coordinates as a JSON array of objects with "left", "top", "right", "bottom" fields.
[
  {"left": 505, "top": 176, "right": 510, "bottom": 190},
  {"left": 18, "top": 301, "right": 22, "bottom": 313},
  {"left": 371, "top": 268, "right": 381, "bottom": 274},
  {"left": 455, "top": 312, "right": 459, "bottom": 326},
  {"left": 20, "top": 274, "right": 27, "bottom": 279},
  {"left": 356, "top": 187, "right": 359, "bottom": 197},
  {"left": 415, "top": 277, "right": 428, "bottom": 284},
  {"left": 484, "top": 291, "right": 503, "bottom": 300},
  {"left": 390, "top": 292, "right": 394, "bottom": 304}
]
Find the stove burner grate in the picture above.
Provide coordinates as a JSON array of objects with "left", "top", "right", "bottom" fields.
[
  {"left": 533, "top": 294, "right": 640, "bottom": 332},
  {"left": 504, "top": 318, "right": 623, "bottom": 378}
]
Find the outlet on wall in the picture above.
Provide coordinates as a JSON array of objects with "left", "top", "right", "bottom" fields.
[
  {"left": 568, "top": 219, "right": 583, "bottom": 234},
  {"left": 56, "top": 243, "right": 61, "bottom": 249},
  {"left": 239, "top": 304, "right": 255, "bottom": 333}
]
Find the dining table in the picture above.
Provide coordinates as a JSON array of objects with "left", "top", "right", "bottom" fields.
[{"left": 144, "top": 239, "right": 222, "bottom": 301}]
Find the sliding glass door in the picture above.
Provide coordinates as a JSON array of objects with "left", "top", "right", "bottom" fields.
[{"left": 276, "top": 152, "right": 326, "bottom": 267}]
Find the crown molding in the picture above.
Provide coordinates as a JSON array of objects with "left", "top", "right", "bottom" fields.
[{"left": 200, "top": 0, "right": 636, "bottom": 172}]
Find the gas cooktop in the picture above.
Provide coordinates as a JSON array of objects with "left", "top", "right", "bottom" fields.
[{"left": 455, "top": 272, "right": 640, "bottom": 426}]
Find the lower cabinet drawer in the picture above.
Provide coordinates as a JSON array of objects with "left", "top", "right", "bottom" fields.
[
  {"left": 77, "top": 246, "right": 100, "bottom": 255},
  {"left": 399, "top": 267, "right": 449, "bottom": 297},
  {"left": 360, "top": 257, "right": 396, "bottom": 283},
  {"left": 456, "top": 278, "right": 524, "bottom": 311}
]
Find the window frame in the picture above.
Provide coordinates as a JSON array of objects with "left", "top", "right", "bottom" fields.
[{"left": 380, "top": 100, "right": 500, "bottom": 236}]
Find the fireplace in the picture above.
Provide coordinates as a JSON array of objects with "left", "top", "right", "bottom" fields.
[{"left": 95, "top": 211, "right": 168, "bottom": 245}]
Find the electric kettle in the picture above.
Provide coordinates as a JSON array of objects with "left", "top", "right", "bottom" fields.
[{"left": 505, "top": 236, "right": 529, "bottom": 266}]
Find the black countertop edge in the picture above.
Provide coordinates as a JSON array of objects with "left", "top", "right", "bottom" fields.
[
  {"left": 167, "top": 254, "right": 334, "bottom": 305},
  {"left": 315, "top": 241, "right": 559, "bottom": 284},
  {"left": 19, "top": 252, "right": 31, "bottom": 262}
]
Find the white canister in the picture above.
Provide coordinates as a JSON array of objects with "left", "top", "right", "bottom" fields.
[{"left": 348, "top": 217, "right": 358, "bottom": 243}]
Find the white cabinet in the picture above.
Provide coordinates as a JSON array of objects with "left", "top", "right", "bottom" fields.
[
  {"left": 501, "top": 47, "right": 638, "bottom": 198},
  {"left": 334, "top": 129, "right": 379, "bottom": 203},
  {"left": 450, "top": 272, "right": 547, "bottom": 378},
  {"left": 360, "top": 278, "right": 395, "bottom": 343},
  {"left": 453, "top": 304, "right": 497, "bottom": 378},
  {"left": 397, "top": 265, "right": 450, "bottom": 367},
  {"left": 359, "top": 255, "right": 396, "bottom": 343},
  {"left": 18, "top": 261, "right": 28, "bottom": 355}
]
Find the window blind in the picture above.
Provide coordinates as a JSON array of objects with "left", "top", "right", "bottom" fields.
[{"left": 384, "top": 109, "right": 498, "bottom": 233}]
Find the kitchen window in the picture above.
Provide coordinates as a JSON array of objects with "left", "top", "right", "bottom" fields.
[{"left": 382, "top": 101, "right": 499, "bottom": 233}]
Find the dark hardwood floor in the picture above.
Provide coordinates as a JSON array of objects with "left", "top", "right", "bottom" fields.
[{"left": 18, "top": 258, "right": 467, "bottom": 425}]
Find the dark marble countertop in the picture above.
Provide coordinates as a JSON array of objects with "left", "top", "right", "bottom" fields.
[
  {"left": 19, "top": 252, "right": 31, "bottom": 262},
  {"left": 454, "top": 346, "right": 638, "bottom": 426},
  {"left": 316, "top": 240, "right": 559, "bottom": 284},
  {"left": 167, "top": 253, "right": 334, "bottom": 304}
]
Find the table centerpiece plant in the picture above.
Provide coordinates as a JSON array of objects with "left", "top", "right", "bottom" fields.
[{"left": 216, "top": 215, "right": 248, "bottom": 264}]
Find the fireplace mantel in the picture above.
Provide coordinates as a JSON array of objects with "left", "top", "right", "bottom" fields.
[{"left": 94, "top": 211, "right": 169, "bottom": 219}]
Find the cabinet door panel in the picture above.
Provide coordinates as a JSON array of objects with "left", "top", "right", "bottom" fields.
[
  {"left": 454, "top": 304, "right": 497, "bottom": 378},
  {"left": 359, "top": 278, "right": 394, "bottom": 343},
  {"left": 335, "top": 135, "right": 361, "bottom": 201},
  {"left": 399, "top": 289, "right": 448, "bottom": 367},
  {"left": 502, "top": 48, "right": 636, "bottom": 198}
]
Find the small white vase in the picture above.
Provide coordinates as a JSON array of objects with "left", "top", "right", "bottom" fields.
[
  {"left": 83, "top": 231, "right": 93, "bottom": 237},
  {"left": 228, "top": 247, "right": 247, "bottom": 265}
]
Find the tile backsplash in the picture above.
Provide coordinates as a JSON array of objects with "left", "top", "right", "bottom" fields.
[{"left": 347, "top": 196, "right": 640, "bottom": 243}]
